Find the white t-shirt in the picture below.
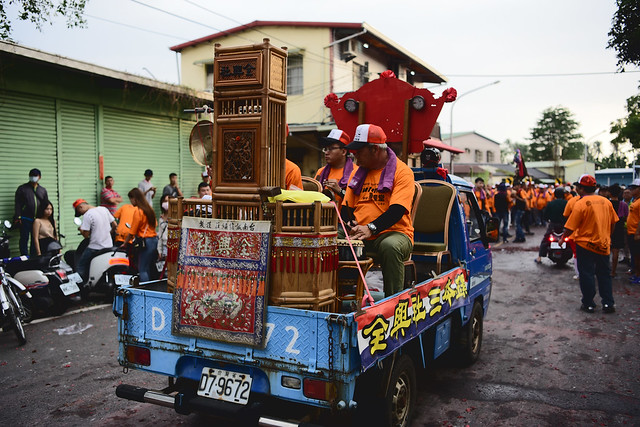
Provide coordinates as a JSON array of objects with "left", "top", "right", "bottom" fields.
[
  {"left": 138, "top": 179, "right": 155, "bottom": 205},
  {"left": 81, "top": 206, "right": 115, "bottom": 250}
]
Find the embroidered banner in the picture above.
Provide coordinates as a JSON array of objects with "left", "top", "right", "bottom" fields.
[
  {"left": 172, "top": 217, "right": 271, "bottom": 347},
  {"left": 355, "top": 267, "right": 469, "bottom": 371}
]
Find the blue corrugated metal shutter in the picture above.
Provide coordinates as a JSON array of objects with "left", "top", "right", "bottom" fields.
[{"left": 0, "top": 91, "right": 58, "bottom": 255}]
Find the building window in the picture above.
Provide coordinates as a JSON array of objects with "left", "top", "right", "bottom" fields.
[
  {"left": 465, "top": 148, "right": 471, "bottom": 154},
  {"left": 486, "top": 151, "right": 494, "bottom": 163},
  {"left": 287, "top": 55, "right": 303, "bottom": 95},
  {"left": 205, "top": 64, "right": 214, "bottom": 92},
  {"left": 474, "top": 149, "right": 482, "bottom": 162},
  {"left": 354, "top": 62, "right": 369, "bottom": 89}
]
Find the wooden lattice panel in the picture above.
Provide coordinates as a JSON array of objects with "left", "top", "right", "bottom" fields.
[{"left": 269, "top": 52, "right": 285, "bottom": 93}]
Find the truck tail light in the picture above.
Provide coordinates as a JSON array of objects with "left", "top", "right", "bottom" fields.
[
  {"left": 126, "top": 345, "right": 150, "bottom": 366},
  {"left": 303, "top": 378, "right": 336, "bottom": 401}
]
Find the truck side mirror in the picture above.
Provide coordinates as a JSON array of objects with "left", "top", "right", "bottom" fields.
[{"left": 485, "top": 217, "right": 500, "bottom": 243}]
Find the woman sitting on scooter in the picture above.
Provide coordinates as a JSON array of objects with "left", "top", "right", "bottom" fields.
[
  {"left": 126, "top": 188, "right": 158, "bottom": 282},
  {"left": 33, "top": 202, "right": 58, "bottom": 256}
]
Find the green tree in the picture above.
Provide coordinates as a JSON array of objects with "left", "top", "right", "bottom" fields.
[
  {"left": 528, "top": 106, "right": 583, "bottom": 161},
  {"left": 607, "top": 0, "right": 640, "bottom": 69},
  {"left": 611, "top": 91, "right": 640, "bottom": 150},
  {"left": 0, "top": 0, "right": 86, "bottom": 40}
]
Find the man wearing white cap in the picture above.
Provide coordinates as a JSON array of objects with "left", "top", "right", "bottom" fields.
[
  {"left": 562, "top": 174, "right": 618, "bottom": 314},
  {"left": 341, "top": 124, "right": 415, "bottom": 297},
  {"left": 315, "top": 129, "right": 356, "bottom": 208}
]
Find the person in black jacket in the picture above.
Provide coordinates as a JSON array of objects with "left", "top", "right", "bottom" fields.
[
  {"left": 535, "top": 188, "right": 568, "bottom": 263},
  {"left": 14, "top": 168, "right": 49, "bottom": 256}
]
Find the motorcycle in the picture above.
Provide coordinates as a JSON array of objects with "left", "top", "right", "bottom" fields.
[
  {"left": 63, "top": 218, "right": 131, "bottom": 300},
  {"left": 0, "top": 222, "right": 81, "bottom": 322},
  {"left": 547, "top": 230, "right": 573, "bottom": 265},
  {"left": 0, "top": 221, "right": 31, "bottom": 345}
]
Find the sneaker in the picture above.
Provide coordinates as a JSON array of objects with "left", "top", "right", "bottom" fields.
[
  {"left": 573, "top": 275, "right": 579, "bottom": 280},
  {"left": 631, "top": 277, "right": 640, "bottom": 284},
  {"left": 602, "top": 304, "right": 615, "bottom": 313},
  {"left": 580, "top": 304, "right": 596, "bottom": 313},
  {"left": 629, "top": 275, "right": 639, "bottom": 282},
  {"left": 525, "top": 232, "right": 534, "bottom": 236}
]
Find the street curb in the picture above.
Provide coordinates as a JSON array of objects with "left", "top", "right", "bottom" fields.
[{"left": 28, "top": 304, "right": 111, "bottom": 325}]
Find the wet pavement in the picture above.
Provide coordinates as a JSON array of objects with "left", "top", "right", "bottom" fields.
[{"left": 412, "top": 225, "right": 640, "bottom": 426}]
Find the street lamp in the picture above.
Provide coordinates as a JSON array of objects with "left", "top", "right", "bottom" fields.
[{"left": 448, "top": 80, "right": 500, "bottom": 172}]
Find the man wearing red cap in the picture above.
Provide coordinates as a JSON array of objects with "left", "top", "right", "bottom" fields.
[
  {"left": 73, "top": 198, "right": 117, "bottom": 284},
  {"left": 562, "top": 174, "right": 619, "bottom": 314},
  {"left": 342, "top": 124, "right": 415, "bottom": 297},
  {"left": 315, "top": 129, "right": 357, "bottom": 208}
]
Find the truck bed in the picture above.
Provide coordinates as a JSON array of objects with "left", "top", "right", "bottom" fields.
[{"left": 114, "top": 280, "right": 361, "bottom": 408}]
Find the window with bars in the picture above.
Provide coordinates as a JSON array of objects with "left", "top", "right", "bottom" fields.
[
  {"left": 287, "top": 55, "right": 303, "bottom": 95},
  {"left": 486, "top": 151, "right": 494, "bottom": 163},
  {"left": 475, "top": 149, "right": 482, "bottom": 162},
  {"left": 205, "top": 64, "right": 214, "bottom": 92}
]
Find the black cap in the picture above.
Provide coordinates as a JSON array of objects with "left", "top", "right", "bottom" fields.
[
  {"left": 29, "top": 168, "right": 41, "bottom": 177},
  {"left": 144, "top": 169, "right": 153, "bottom": 177}
]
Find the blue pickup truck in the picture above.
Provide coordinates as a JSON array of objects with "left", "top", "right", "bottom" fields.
[{"left": 113, "top": 175, "right": 498, "bottom": 426}]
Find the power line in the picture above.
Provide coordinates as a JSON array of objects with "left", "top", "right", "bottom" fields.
[
  {"left": 85, "top": 13, "right": 189, "bottom": 40},
  {"left": 445, "top": 71, "right": 640, "bottom": 78},
  {"left": 130, "top": 0, "right": 335, "bottom": 68}
]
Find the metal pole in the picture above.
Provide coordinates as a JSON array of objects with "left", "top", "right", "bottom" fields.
[{"left": 448, "top": 80, "right": 500, "bottom": 173}]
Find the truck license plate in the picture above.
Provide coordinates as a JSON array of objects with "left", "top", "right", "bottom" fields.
[
  {"left": 197, "top": 367, "right": 252, "bottom": 405},
  {"left": 550, "top": 242, "right": 565, "bottom": 250},
  {"left": 59, "top": 281, "right": 80, "bottom": 296}
]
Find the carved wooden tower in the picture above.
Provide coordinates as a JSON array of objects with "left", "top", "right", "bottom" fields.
[{"left": 211, "top": 39, "right": 288, "bottom": 196}]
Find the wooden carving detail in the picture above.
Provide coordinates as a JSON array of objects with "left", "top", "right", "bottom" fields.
[{"left": 222, "top": 130, "right": 255, "bottom": 182}]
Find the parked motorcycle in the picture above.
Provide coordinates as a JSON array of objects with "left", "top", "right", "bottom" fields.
[
  {"left": 0, "top": 222, "right": 81, "bottom": 322},
  {"left": 0, "top": 221, "right": 31, "bottom": 345},
  {"left": 547, "top": 230, "right": 572, "bottom": 265},
  {"left": 64, "top": 218, "right": 130, "bottom": 300}
]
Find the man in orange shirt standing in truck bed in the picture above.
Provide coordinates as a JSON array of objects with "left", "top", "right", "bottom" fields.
[{"left": 562, "top": 174, "right": 618, "bottom": 314}]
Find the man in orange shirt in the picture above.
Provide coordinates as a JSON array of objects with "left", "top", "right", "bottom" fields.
[
  {"left": 625, "top": 179, "right": 640, "bottom": 283},
  {"left": 285, "top": 159, "right": 303, "bottom": 191},
  {"left": 342, "top": 124, "right": 414, "bottom": 297},
  {"left": 562, "top": 174, "right": 618, "bottom": 314},
  {"left": 474, "top": 178, "right": 490, "bottom": 213},
  {"left": 315, "top": 129, "right": 356, "bottom": 208}
]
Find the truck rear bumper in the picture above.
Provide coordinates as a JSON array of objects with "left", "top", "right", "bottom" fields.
[{"left": 116, "top": 384, "right": 321, "bottom": 427}]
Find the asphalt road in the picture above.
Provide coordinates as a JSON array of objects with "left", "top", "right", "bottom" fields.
[{"left": 1, "top": 226, "right": 639, "bottom": 426}]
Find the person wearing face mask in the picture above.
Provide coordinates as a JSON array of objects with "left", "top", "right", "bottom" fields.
[{"left": 14, "top": 168, "right": 49, "bottom": 256}]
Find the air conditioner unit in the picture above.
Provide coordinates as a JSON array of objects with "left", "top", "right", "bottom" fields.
[{"left": 341, "top": 49, "right": 357, "bottom": 62}]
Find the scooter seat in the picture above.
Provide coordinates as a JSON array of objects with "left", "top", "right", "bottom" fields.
[
  {"left": 4, "top": 255, "right": 52, "bottom": 276},
  {"left": 93, "top": 247, "right": 124, "bottom": 257}
]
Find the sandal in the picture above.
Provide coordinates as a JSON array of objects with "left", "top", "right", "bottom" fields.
[{"left": 534, "top": 258, "right": 542, "bottom": 264}]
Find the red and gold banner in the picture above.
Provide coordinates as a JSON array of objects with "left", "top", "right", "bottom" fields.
[
  {"left": 172, "top": 217, "right": 271, "bottom": 347},
  {"left": 355, "top": 267, "right": 470, "bottom": 371}
]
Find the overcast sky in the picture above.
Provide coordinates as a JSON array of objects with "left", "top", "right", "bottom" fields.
[{"left": 6, "top": 0, "right": 639, "bottom": 158}]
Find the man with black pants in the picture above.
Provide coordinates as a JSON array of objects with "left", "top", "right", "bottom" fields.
[
  {"left": 562, "top": 174, "right": 618, "bottom": 314},
  {"left": 14, "top": 168, "right": 49, "bottom": 256}
]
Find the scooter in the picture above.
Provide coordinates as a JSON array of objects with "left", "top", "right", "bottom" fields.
[
  {"left": 0, "top": 220, "right": 31, "bottom": 344},
  {"left": 547, "top": 230, "right": 573, "bottom": 265},
  {"left": 0, "top": 222, "right": 81, "bottom": 322},
  {"left": 64, "top": 218, "right": 131, "bottom": 300}
]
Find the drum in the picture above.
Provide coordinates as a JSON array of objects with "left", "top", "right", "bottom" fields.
[{"left": 337, "top": 239, "right": 365, "bottom": 261}]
